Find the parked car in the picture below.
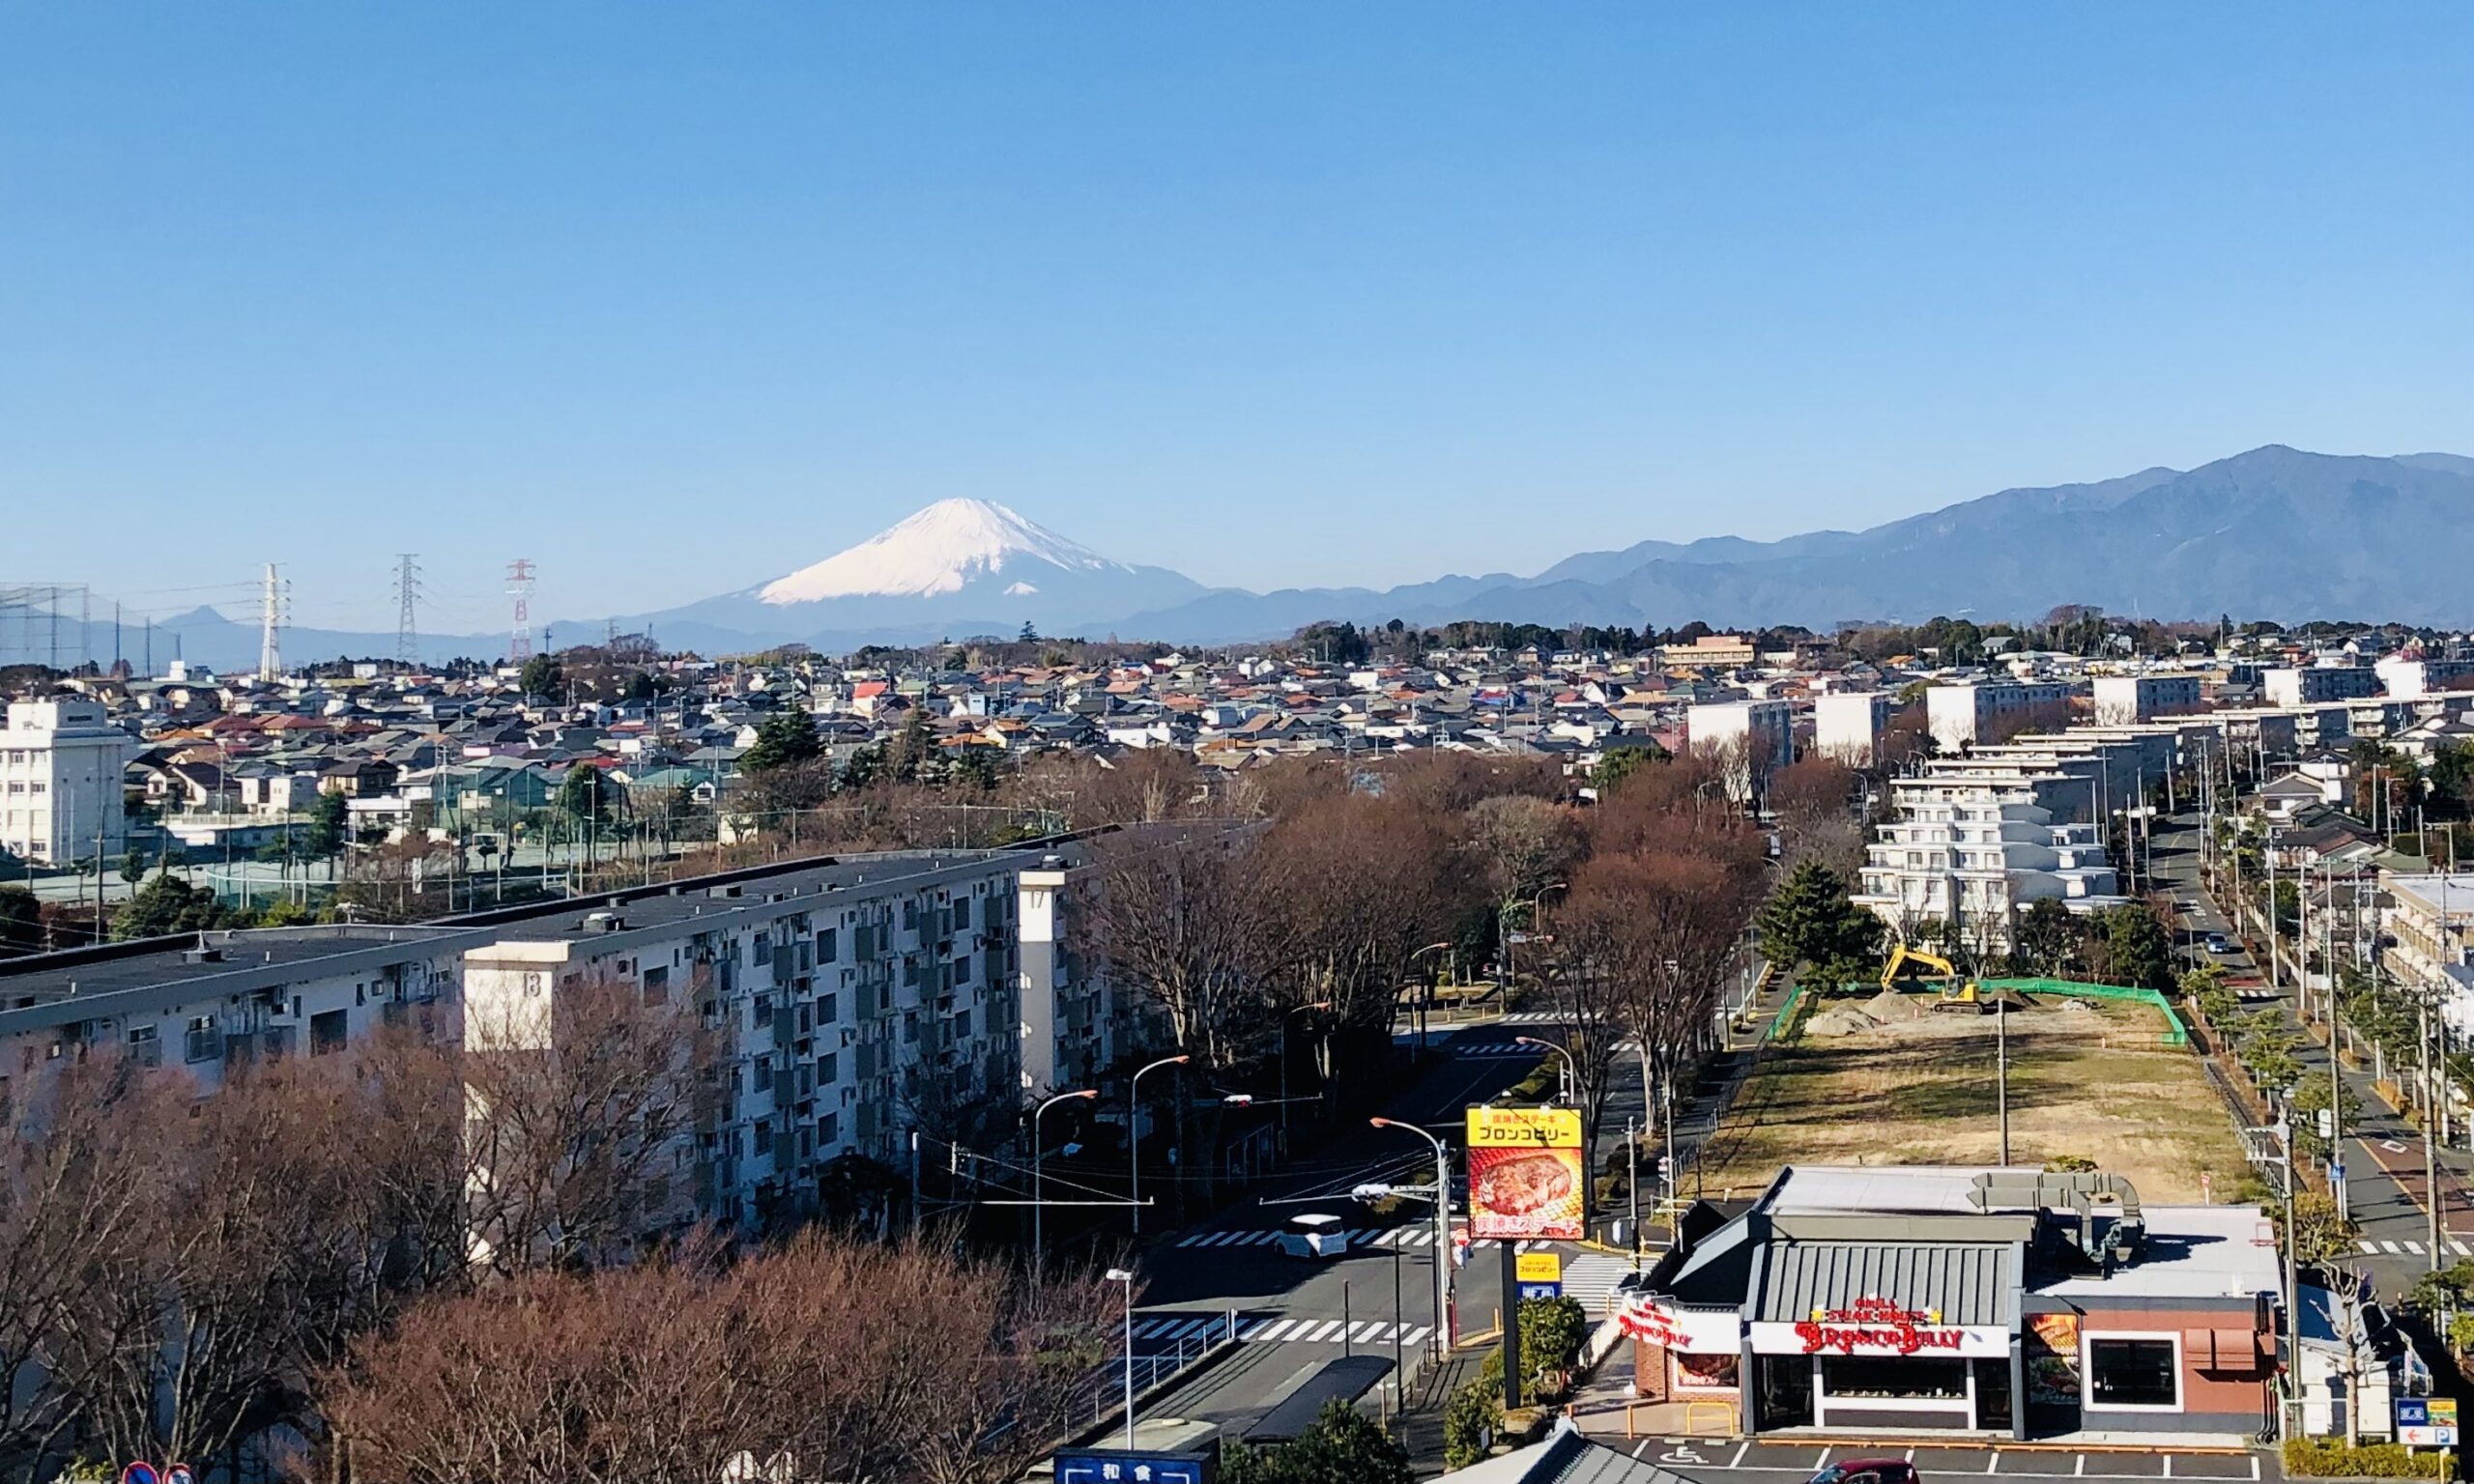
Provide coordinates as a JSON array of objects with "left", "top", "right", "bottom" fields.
[
  {"left": 1810, "top": 1462, "right": 1920, "bottom": 1484},
  {"left": 1277, "top": 1213, "right": 1350, "bottom": 1259}
]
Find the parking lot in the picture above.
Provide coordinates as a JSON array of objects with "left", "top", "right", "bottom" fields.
[{"left": 1622, "top": 1441, "right": 2274, "bottom": 1483}]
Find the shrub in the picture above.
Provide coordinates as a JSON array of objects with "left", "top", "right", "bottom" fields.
[
  {"left": 2282, "top": 1440, "right": 2455, "bottom": 1478},
  {"left": 1443, "top": 1379, "right": 1501, "bottom": 1469},
  {"left": 1520, "top": 1295, "right": 1590, "bottom": 1377}
]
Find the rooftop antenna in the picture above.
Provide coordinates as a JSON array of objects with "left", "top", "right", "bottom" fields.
[
  {"left": 393, "top": 554, "right": 423, "bottom": 668},
  {"left": 506, "top": 558, "right": 536, "bottom": 665}
]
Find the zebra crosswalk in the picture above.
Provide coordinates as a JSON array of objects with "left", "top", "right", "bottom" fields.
[
  {"left": 1451, "top": 1041, "right": 1544, "bottom": 1059},
  {"left": 1557, "top": 1252, "right": 1639, "bottom": 1318},
  {"left": 1495, "top": 1013, "right": 1569, "bottom": 1026},
  {"left": 1172, "top": 1226, "right": 1556, "bottom": 1251},
  {"left": 2356, "top": 1236, "right": 2473, "bottom": 1257},
  {"left": 1129, "top": 1312, "right": 1435, "bottom": 1349}
]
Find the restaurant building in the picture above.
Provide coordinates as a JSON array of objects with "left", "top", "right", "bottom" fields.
[{"left": 1621, "top": 1166, "right": 2278, "bottom": 1440}]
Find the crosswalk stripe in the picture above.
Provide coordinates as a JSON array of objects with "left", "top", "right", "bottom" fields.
[
  {"left": 1307, "top": 1320, "right": 1346, "bottom": 1343},
  {"left": 1253, "top": 1319, "right": 1298, "bottom": 1342},
  {"left": 2451, "top": 1239, "right": 2469, "bottom": 1256},
  {"left": 1239, "top": 1318, "right": 1278, "bottom": 1339},
  {"left": 2360, "top": 1241, "right": 2381, "bottom": 1253},
  {"left": 2406, "top": 1241, "right": 2427, "bottom": 1255},
  {"left": 2382, "top": 1240, "right": 2404, "bottom": 1254},
  {"left": 1350, "top": 1321, "right": 1384, "bottom": 1343},
  {"left": 1402, "top": 1325, "right": 1432, "bottom": 1346}
]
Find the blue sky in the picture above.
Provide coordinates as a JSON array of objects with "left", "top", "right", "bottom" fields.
[{"left": 4, "top": 4, "right": 2470, "bottom": 635}]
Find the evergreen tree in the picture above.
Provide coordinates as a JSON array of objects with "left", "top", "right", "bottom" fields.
[
  {"left": 113, "top": 870, "right": 223, "bottom": 941},
  {"left": 1221, "top": 1400, "right": 1412, "bottom": 1484},
  {"left": 740, "top": 709, "right": 821, "bottom": 773},
  {"left": 892, "top": 707, "right": 939, "bottom": 785},
  {"left": 2098, "top": 903, "right": 2173, "bottom": 990},
  {"left": 556, "top": 764, "right": 616, "bottom": 825},
  {"left": 839, "top": 743, "right": 886, "bottom": 792},
  {"left": 950, "top": 745, "right": 1000, "bottom": 792},
  {"left": 517, "top": 654, "right": 563, "bottom": 699},
  {"left": 2011, "top": 898, "right": 2082, "bottom": 977},
  {"left": 305, "top": 788, "right": 352, "bottom": 859},
  {"left": 1590, "top": 743, "right": 1668, "bottom": 796},
  {"left": 1755, "top": 860, "right": 1882, "bottom": 985},
  {"left": 0, "top": 885, "right": 41, "bottom": 956}
]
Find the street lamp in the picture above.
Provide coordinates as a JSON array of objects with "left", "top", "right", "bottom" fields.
[
  {"left": 1280, "top": 1001, "right": 1333, "bottom": 1144},
  {"left": 1512, "top": 1036, "right": 1577, "bottom": 1105},
  {"left": 1369, "top": 1117, "right": 1453, "bottom": 1356},
  {"left": 1408, "top": 941, "right": 1453, "bottom": 1049},
  {"left": 1032, "top": 1088, "right": 1100, "bottom": 1275},
  {"left": 1106, "top": 1267, "right": 1137, "bottom": 1447},
  {"left": 1503, "top": 882, "right": 1566, "bottom": 993},
  {"left": 1129, "top": 1054, "right": 1190, "bottom": 1236}
]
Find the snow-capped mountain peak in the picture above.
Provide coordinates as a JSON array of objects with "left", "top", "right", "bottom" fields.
[{"left": 758, "top": 499, "right": 1134, "bottom": 606}]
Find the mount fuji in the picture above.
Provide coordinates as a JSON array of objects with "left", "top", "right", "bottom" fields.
[{"left": 610, "top": 499, "right": 1210, "bottom": 651}]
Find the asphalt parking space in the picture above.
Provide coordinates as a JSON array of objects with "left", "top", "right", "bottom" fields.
[{"left": 1628, "top": 1441, "right": 2271, "bottom": 1483}]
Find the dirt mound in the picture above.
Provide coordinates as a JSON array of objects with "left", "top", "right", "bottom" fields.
[
  {"left": 1805, "top": 1007, "right": 1883, "bottom": 1038},
  {"left": 1863, "top": 987, "right": 1922, "bottom": 1022},
  {"left": 2055, "top": 997, "right": 2098, "bottom": 1014}
]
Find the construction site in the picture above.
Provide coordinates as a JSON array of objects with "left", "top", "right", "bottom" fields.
[{"left": 1694, "top": 954, "right": 2261, "bottom": 1206}]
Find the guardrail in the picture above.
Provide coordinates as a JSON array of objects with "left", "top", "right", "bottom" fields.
[{"left": 1054, "top": 1311, "right": 1240, "bottom": 1438}]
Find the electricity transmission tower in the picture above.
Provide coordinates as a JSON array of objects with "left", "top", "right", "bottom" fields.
[
  {"left": 506, "top": 558, "right": 536, "bottom": 664},
  {"left": 392, "top": 554, "right": 423, "bottom": 667},
  {"left": 257, "top": 563, "right": 285, "bottom": 682}
]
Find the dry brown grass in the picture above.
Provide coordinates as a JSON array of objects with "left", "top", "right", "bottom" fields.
[{"left": 1695, "top": 996, "right": 2258, "bottom": 1205}]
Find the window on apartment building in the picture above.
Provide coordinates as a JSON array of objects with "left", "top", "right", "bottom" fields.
[
  {"left": 309, "top": 1009, "right": 348, "bottom": 1056},
  {"left": 820, "top": 1112, "right": 838, "bottom": 1145},
  {"left": 819, "top": 1051, "right": 837, "bottom": 1083},
  {"left": 126, "top": 1025, "right": 161, "bottom": 1069},
  {"left": 818, "top": 992, "right": 836, "bottom": 1023},
  {"left": 753, "top": 1120, "right": 772, "bottom": 1156},
  {"left": 904, "top": 899, "right": 918, "bottom": 931},
  {"left": 817, "top": 928, "right": 837, "bottom": 961},
  {"left": 904, "top": 956, "right": 920, "bottom": 986},
  {"left": 643, "top": 965, "right": 669, "bottom": 1004},
  {"left": 903, "top": 1012, "right": 918, "bottom": 1044},
  {"left": 185, "top": 1015, "right": 222, "bottom": 1064},
  {"left": 952, "top": 896, "right": 971, "bottom": 929},
  {"left": 753, "top": 934, "right": 772, "bottom": 964}
]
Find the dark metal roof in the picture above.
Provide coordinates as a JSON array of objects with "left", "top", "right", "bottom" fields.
[
  {"left": 1242, "top": 1356, "right": 1394, "bottom": 1442},
  {"left": 1758, "top": 1240, "right": 2014, "bottom": 1327}
]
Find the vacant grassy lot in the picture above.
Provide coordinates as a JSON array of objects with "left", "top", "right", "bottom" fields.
[{"left": 1695, "top": 993, "right": 2258, "bottom": 1205}]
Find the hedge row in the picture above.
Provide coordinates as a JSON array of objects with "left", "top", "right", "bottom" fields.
[{"left": 2281, "top": 1440, "right": 2456, "bottom": 1479}]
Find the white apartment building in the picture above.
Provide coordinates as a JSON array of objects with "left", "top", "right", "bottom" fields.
[
  {"left": 2381, "top": 872, "right": 2474, "bottom": 1037},
  {"left": 2091, "top": 673, "right": 2203, "bottom": 726},
  {"left": 2264, "top": 665, "right": 2379, "bottom": 708},
  {"left": 1686, "top": 699, "right": 1795, "bottom": 801},
  {"left": 1812, "top": 692, "right": 1896, "bottom": 766},
  {"left": 1853, "top": 774, "right": 2123, "bottom": 956},
  {"left": 0, "top": 843, "right": 1132, "bottom": 1236},
  {"left": 0, "top": 698, "right": 135, "bottom": 864},
  {"left": 2374, "top": 657, "right": 2474, "bottom": 700},
  {"left": 1924, "top": 681, "right": 2070, "bottom": 750}
]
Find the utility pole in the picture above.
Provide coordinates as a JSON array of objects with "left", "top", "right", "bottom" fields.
[{"left": 1998, "top": 999, "right": 2011, "bottom": 1165}]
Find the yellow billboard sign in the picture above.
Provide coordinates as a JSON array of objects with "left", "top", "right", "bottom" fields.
[
  {"left": 1465, "top": 1105, "right": 1582, "bottom": 1150},
  {"left": 1516, "top": 1251, "right": 1564, "bottom": 1284}
]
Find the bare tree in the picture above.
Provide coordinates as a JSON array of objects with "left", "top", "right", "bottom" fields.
[{"left": 461, "top": 979, "right": 718, "bottom": 1278}]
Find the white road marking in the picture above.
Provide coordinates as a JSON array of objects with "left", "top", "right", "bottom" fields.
[
  {"left": 1730, "top": 1443, "right": 1750, "bottom": 1469},
  {"left": 2074, "top": 1458, "right": 2086, "bottom": 1476},
  {"left": 1632, "top": 1441, "right": 1651, "bottom": 1459},
  {"left": 2406, "top": 1240, "right": 2428, "bottom": 1254},
  {"left": 2161, "top": 1456, "right": 2172, "bottom": 1478},
  {"left": 1985, "top": 1454, "right": 2001, "bottom": 1473},
  {"left": 1402, "top": 1325, "right": 1432, "bottom": 1346},
  {"left": 2251, "top": 1457, "right": 2261, "bottom": 1480},
  {"left": 2360, "top": 1240, "right": 2381, "bottom": 1252},
  {"left": 2453, "top": 1239, "right": 2471, "bottom": 1256},
  {"left": 2382, "top": 1240, "right": 2404, "bottom": 1253},
  {"left": 1815, "top": 1451, "right": 1833, "bottom": 1470}
]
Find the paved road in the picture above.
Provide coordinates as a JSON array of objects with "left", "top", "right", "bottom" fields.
[
  {"left": 2150, "top": 810, "right": 2467, "bottom": 1295},
  {"left": 1617, "top": 1440, "right": 2277, "bottom": 1483},
  {"left": 1129, "top": 1019, "right": 1570, "bottom": 1435}
]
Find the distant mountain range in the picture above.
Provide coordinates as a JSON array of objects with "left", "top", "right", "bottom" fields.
[{"left": 44, "top": 445, "right": 2474, "bottom": 671}]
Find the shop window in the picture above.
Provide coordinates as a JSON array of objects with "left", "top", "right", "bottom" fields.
[
  {"left": 2086, "top": 1337, "right": 2177, "bottom": 1409},
  {"left": 1820, "top": 1355, "right": 1964, "bottom": 1401}
]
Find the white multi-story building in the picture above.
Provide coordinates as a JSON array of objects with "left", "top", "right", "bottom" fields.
[
  {"left": 1852, "top": 774, "right": 2123, "bottom": 956},
  {"left": 1686, "top": 699, "right": 1794, "bottom": 801},
  {"left": 0, "top": 843, "right": 1132, "bottom": 1236},
  {"left": 2374, "top": 657, "right": 2474, "bottom": 700},
  {"left": 2091, "top": 673, "right": 2202, "bottom": 726},
  {"left": 2381, "top": 872, "right": 2474, "bottom": 1036},
  {"left": 1812, "top": 692, "right": 1896, "bottom": 767},
  {"left": 2264, "top": 665, "right": 2379, "bottom": 708},
  {"left": 0, "top": 698, "right": 135, "bottom": 865},
  {"left": 1924, "top": 681, "right": 2070, "bottom": 750}
]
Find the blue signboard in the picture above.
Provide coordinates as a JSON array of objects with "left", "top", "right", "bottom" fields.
[
  {"left": 1053, "top": 1450, "right": 1213, "bottom": 1484},
  {"left": 1517, "top": 1281, "right": 1564, "bottom": 1301}
]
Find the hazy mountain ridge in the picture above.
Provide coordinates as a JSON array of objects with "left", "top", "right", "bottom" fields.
[{"left": 115, "top": 444, "right": 2474, "bottom": 669}]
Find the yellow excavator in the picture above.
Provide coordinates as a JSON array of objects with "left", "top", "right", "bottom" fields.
[{"left": 1881, "top": 942, "right": 2000, "bottom": 1013}]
